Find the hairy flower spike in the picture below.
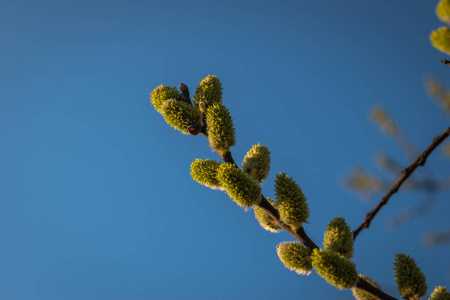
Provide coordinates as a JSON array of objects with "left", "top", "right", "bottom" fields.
[
  {"left": 193, "top": 75, "right": 223, "bottom": 107},
  {"left": 393, "top": 253, "right": 428, "bottom": 300},
  {"left": 216, "top": 163, "right": 261, "bottom": 208},
  {"left": 150, "top": 85, "right": 184, "bottom": 114},
  {"left": 431, "top": 27, "right": 450, "bottom": 55},
  {"left": 275, "top": 173, "right": 309, "bottom": 229},
  {"left": 190, "top": 159, "right": 223, "bottom": 189},
  {"left": 437, "top": 0, "right": 450, "bottom": 24},
  {"left": 254, "top": 198, "right": 281, "bottom": 232},
  {"left": 311, "top": 249, "right": 358, "bottom": 290},
  {"left": 429, "top": 286, "right": 450, "bottom": 300},
  {"left": 241, "top": 143, "right": 271, "bottom": 183},
  {"left": 205, "top": 103, "right": 236, "bottom": 154},
  {"left": 161, "top": 99, "right": 201, "bottom": 134},
  {"left": 351, "top": 275, "right": 382, "bottom": 300},
  {"left": 323, "top": 217, "right": 354, "bottom": 258},
  {"left": 277, "top": 242, "right": 312, "bottom": 275}
]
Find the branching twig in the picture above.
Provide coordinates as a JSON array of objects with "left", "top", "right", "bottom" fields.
[
  {"left": 353, "top": 127, "right": 450, "bottom": 240},
  {"left": 181, "top": 83, "right": 398, "bottom": 300},
  {"left": 221, "top": 151, "right": 394, "bottom": 300}
]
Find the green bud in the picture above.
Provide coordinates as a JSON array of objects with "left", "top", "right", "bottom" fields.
[
  {"left": 323, "top": 217, "right": 354, "bottom": 259},
  {"left": 437, "top": 0, "right": 450, "bottom": 24},
  {"left": 205, "top": 103, "right": 236, "bottom": 154},
  {"left": 241, "top": 143, "right": 271, "bottom": 183},
  {"left": 430, "top": 27, "right": 450, "bottom": 55},
  {"left": 150, "top": 85, "right": 184, "bottom": 114},
  {"left": 393, "top": 253, "right": 428, "bottom": 300},
  {"left": 161, "top": 99, "right": 201, "bottom": 134},
  {"left": 193, "top": 75, "right": 223, "bottom": 107},
  {"left": 216, "top": 163, "right": 261, "bottom": 208},
  {"left": 311, "top": 248, "right": 358, "bottom": 290},
  {"left": 275, "top": 172, "right": 309, "bottom": 229},
  {"left": 429, "top": 286, "right": 450, "bottom": 300},
  {"left": 351, "top": 275, "right": 382, "bottom": 300},
  {"left": 277, "top": 242, "right": 312, "bottom": 275},
  {"left": 190, "top": 159, "right": 223, "bottom": 189},
  {"left": 254, "top": 198, "right": 281, "bottom": 232}
]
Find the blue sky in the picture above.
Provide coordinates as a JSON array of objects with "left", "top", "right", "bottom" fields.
[{"left": 1, "top": 0, "right": 449, "bottom": 299}]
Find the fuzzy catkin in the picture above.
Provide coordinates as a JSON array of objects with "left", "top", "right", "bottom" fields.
[
  {"left": 431, "top": 27, "right": 450, "bottom": 55},
  {"left": 277, "top": 242, "right": 312, "bottom": 275},
  {"left": 429, "top": 286, "right": 450, "bottom": 300},
  {"left": 190, "top": 159, "right": 223, "bottom": 189},
  {"left": 437, "top": 0, "right": 450, "bottom": 24},
  {"left": 216, "top": 163, "right": 261, "bottom": 208},
  {"left": 323, "top": 217, "right": 354, "bottom": 258},
  {"left": 393, "top": 254, "right": 427, "bottom": 300},
  {"left": 193, "top": 75, "right": 223, "bottom": 107},
  {"left": 311, "top": 249, "right": 358, "bottom": 290},
  {"left": 275, "top": 172, "right": 309, "bottom": 229},
  {"left": 161, "top": 99, "right": 200, "bottom": 134},
  {"left": 205, "top": 103, "right": 236, "bottom": 154},
  {"left": 254, "top": 198, "right": 281, "bottom": 232},
  {"left": 150, "top": 85, "right": 184, "bottom": 114},
  {"left": 242, "top": 143, "right": 271, "bottom": 183}
]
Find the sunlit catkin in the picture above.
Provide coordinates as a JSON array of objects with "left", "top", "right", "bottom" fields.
[
  {"left": 311, "top": 249, "right": 358, "bottom": 290},
  {"left": 277, "top": 242, "right": 312, "bottom": 275},
  {"left": 275, "top": 172, "right": 309, "bottom": 229}
]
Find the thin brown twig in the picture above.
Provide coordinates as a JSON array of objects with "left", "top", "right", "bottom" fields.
[
  {"left": 441, "top": 59, "right": 450, "bottom": 67},
  {"left": 353, "top": 127, "right": 450, "bottom": 240}
]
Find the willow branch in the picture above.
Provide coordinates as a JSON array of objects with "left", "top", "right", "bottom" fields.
[
  {"left": 353, "top": 127, "right": 450, "bottom": 240},
  {"left": 182, "top": 82, "right": 397, "bottom": 300}
]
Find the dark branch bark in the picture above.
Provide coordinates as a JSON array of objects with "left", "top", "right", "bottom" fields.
[
  {"left": 179, "top": 83, "right": 192, "bottom": 106},
  {"left": 441, "top": 59, "right": 450, "bottom": 67},
  {"left": 353, "top": 127, "right": 450, "bottom": 240},
  {"left": 355, "top": 277, "right": 398, "bottom": 300}
]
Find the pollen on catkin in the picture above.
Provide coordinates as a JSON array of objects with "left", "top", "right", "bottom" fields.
[
  {"left": 190, "top": 159, "right": 223, "bottom": 189},
  {"left": 254, "top": 198, "right": 281, "bottom": 232},
  {"left": 323, "top": 217, "right": 354, "bottom": 259},
  {"left": 193, "top": 75, "right": 223, "bottom": 107},
  {"left": 393, "top": 253, "right": 428, "bottom": 300},
  {"left": 351, "top": 275, "right": 382, "bottom": 300},
  {"left": 205, "top": 103, "right": 236, "bottom": 154},
  {"left": 150, "top": 85, "right": 184, "bottom": 114},
  {"left": 276, "top": 242, "right": 312, "bottom": 275},
  {"left": 430, "top": 27, "right": 450, "bottom": 55},
  {"left": 275, "top": 172, "right": 309, "bottom": 229},
  {"left": 311, "top": 249, "right": 358, "bottom": 290},
  {"left": 216, "top": 163, "right": 261, "bottom": 209},
  {"left": 429, "top": 286, "right": 450, "bottom": 300},
  {"left": 161, "top": 99, "right": 201, "bottom": 134},
  {"left": 242, "top": 143, "right": 271, "bottom": 183}
]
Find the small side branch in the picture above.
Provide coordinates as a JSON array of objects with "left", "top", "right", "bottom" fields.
[
  {"left": 179, "top": 83, "right": 193, "bottom": 106},
  {"left": 441, "top": 59, "right": 450, "bottom": 67},
  {"left": 353, "top": 127, "right": 450, "bottom": 240}
]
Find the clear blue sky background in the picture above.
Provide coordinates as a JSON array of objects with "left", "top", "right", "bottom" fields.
[{"left": 1, "top": 0, "right": 449, "bottom": 299}]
